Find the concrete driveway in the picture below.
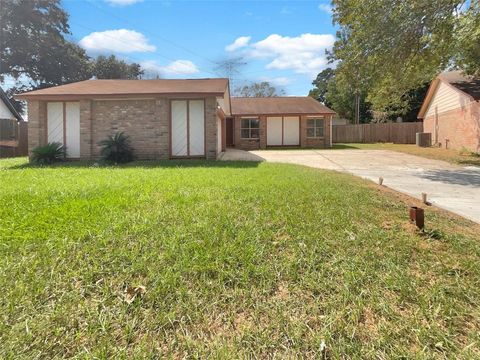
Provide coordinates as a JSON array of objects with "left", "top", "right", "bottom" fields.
[{"left": 220, "top": 149, "right": 480, "bottom": 223}]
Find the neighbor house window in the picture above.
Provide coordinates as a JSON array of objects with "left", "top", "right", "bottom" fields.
[
  {"left": 307, "top": 118, "right": 324, "bottom": 138},
  {"left": 241, "top": 118, "right": 260, "bottom": 139}
]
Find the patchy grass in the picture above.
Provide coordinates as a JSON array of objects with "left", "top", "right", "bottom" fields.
[
  {"left": 334, "top": 143, "right": 480, "bottom": 166},
  {"left": 1, "top": 157, "right": 479, "bottom": 358}
]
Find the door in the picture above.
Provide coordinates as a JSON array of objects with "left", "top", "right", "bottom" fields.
[
  {"left": 226, "top": 117, "right": 234, "bottom": 146},
  {"left": 65, "top": 102, "right": 80, "bottom": 158},
  {"left": 171, "top": 99, "right": 205, "bottom": 157},
  {"left": 267, "top": 117, "right": 282, "bottom": 146},
  {"left": 283, "top": 116, "right": 299, "bottom": 145}
]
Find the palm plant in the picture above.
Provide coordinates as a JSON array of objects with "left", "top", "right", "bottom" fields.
[
  {"left": 98, "top": 132, "right": 134, "bottom": 163},
  {"left": 31, "top": 142, "right": 66, "bottom": 164}
]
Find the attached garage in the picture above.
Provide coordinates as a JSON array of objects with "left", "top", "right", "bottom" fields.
[{"left": 230, "top": 97, "right": 335, "bottom": 150}]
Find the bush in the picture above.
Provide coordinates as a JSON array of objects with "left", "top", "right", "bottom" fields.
[
  {"left": 31, "top": 142, "right": 65, "bottom": 164},
  {"left": 99, "top": 132, "right": 134, "bottom": 163}
]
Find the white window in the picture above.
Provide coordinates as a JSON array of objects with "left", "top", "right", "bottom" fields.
[{"left": 307, "top": 118, "right": 324, "bottom": 138}]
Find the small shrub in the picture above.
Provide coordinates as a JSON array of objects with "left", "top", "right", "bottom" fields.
[
  {"left": 31, "top": 142, "right": 65, "bottom": 164},
  {"left": 99, "top": 132, "right": 134, "bottom": 163}
]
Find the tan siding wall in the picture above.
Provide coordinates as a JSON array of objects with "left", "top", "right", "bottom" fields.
[{"left": 425, "top": 81, "right": 473, "bottom": 118}]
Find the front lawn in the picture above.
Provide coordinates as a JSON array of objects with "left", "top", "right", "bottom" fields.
[
  {"left": 334, "top": 143, "right": 480, "bottom": 166},
  {"left": 1, "top": 158, "right": 479, "bottom": 358}
]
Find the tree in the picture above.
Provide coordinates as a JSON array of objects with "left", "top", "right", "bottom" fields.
[
  {"left": 93, "top": 55, "right": 143, "bottom": 80},
  {"left": 329, "top": 0, "right": 478, "bottom": 114},
  {"left": 454, "top": 5, "right": 480, "bottom": 77},
  {"left": 308, "top": 68, "right": 335, "bottom": 106},
  {"left": 235, "top": 82, "right": 285, "bottom": 97},
  {"left": 0, "top": 0, "right": 91, "bottom": 86}
]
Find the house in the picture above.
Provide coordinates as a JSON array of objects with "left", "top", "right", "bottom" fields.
[
  {"left": 418, "top": 70, "right": 480, "bottom": 152},
  {"left": 15, "top": 79, "right": 335, "bottom": 160},
  {"left": 1, "top": 87, "right": 26, "bottom": 158}
]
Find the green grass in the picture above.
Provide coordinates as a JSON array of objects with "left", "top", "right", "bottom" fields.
[
  {"left": 334, "top": 143, "right": 480, "bottom": 166},
  {"left": 1, "top": 157, "right": 479, "bottom": 358}
]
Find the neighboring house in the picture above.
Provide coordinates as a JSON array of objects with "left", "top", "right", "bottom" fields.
[
  {"left": 16, "top": 79, "right": 335, "bottom": 160},
  {"left": 418, "top": 71, "right": 480, "bottom": 152},
  {"left": 0, "top": 87, "right": 26, "bottom": 158},
  {"left": 331, "top": 117, "right": 349, "bottom": 126}
]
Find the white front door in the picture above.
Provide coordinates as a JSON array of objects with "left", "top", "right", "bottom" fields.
[
  {"left": 283, "top": 116, "right": 299, "bottom": 145},
  {"left": 47, "top": 102, "right": 64, "bottom": 144},
  {"left": 267, "top": 117, "right": 282, "bottom": 146},
  {"left": 171, "top": 99, "right": 205, "bottom": 157}
]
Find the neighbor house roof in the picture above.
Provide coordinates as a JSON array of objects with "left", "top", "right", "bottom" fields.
[
  {"left": 231, "top": 96, "right": 335, "bottom": 116},
  {"left": 15, "top": 78, "right": 230, "bottom": 100},
  {"left": 418, "top": 70, "right": 480, "bottom": 118},
  {"left": 0, "top": 87, "right": 23, "bottom": 121}
]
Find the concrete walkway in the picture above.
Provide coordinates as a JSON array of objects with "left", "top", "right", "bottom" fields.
[{"left": 220, "top": 149, "right": 480, "bottom": 223}]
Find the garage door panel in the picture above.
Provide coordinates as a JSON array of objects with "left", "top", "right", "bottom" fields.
[
  {"left": 188, "top": 100, "right": 205, "bottom": 156},
  {"left": 267, "top": 117, "right": 282, "bottom": 146},
  {"left": 47, "top": 102, "right": 64, "bottom": 144},
  {"left": 283, "top": 116, "right": 299, "bottom": 145},
  {"left": 65, "top": 102, "right": 80, "bottom": 158},
  {"left": 171, "top": 100, "right": 188, "bottom": 156}
]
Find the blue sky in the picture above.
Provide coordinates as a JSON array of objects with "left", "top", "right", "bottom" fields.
[{"left": 14, "top": 0, "right": 338, "bottom": 95}]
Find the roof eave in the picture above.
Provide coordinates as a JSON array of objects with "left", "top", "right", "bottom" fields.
[{"left": 14, "top": 91, "right": 226, "bottom": 101}]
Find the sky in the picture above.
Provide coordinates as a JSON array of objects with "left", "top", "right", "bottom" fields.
[{"left": 8, "top": 0, "right": 338, "bottom": 96}]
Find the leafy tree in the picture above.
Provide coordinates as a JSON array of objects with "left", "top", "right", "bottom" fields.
[
  {"left": 235, "top": 81, "right": 285, "bottom": 97},
  {"left": 93, "top": 55, "right": 143, "bottom": 80},
  {"left": 308, "top": 68, "right": 335, "bottom": 106},
  {"left": 0, "top": 0, "right": 91, "bottom": 86},
  {"left": 454, "top": 5, "right": 480, "bottom": 77},
  {"left": 329, "top": 0, "right": 477, "bottom": 113}
]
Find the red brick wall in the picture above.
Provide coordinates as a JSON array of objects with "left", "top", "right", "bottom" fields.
[{"left": 423, "top": 101, "right": 480, "bottom": 152}]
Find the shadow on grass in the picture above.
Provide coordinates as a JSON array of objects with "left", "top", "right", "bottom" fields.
[{"left": 5, "top": 159, "right": 262, "bottom": 170}]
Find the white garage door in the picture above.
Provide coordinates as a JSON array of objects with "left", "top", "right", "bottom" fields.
[
  {"left": 267, "top": 117, "right": 282, "bottom": 146},
  {"left": 171, "top": 99, "right": 205, "bottom": 157},
  {"left": 47, "top": 102, "right": 80, "bottom": 158},
  {"left": 267, "top": 116, "right": 299, "bottom": 146}
]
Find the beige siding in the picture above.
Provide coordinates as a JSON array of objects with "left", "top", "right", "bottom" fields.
[{"left": 425, "top": 81, "right": 472, "bottom": 118}]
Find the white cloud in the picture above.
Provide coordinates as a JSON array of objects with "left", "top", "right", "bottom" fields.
[
  {"left": 247, "top": 33, "right": 335, "bottom": 76},
  {"left": 225, "top": 36, "right": 251, "bottom": 52},
  {"left": 105, "top": 0, "right": 143, "bottom": 6},
  {"left": 79, "top": 29, "right": 156, "bottom": 53},
  {"left": 141, "top": 60, "right": 199, "bottom": 75},
  {"left": 260, "top": 76, "right": 291, "bottom": 86},
  {"left": 318, "top": 3, "right": 333, "bottom": 14}
]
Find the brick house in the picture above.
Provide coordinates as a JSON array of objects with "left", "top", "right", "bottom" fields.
[
  {"left": 16, "top": 78, "right": 335, "bottom": 160},
  {"left": 418, "top": 71, "right": 480, "bottom": 152}
]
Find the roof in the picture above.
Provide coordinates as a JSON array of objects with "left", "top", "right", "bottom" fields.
[
  {"left": 438, "top": 71, "right": 480, "bottom": 100},
  {"left": 231, "top": 96, "right": 335, "bottom": 116},
  {"left": 0, "top": 87, "right": 23, "bottom": 121},
  {"left": 15, "top": 78, "right": 230, "bottom": 100},
  {"left": 418, "top": 70, "right": 480, "bottom": 119}
]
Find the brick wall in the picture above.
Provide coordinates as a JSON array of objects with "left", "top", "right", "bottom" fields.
[
  {"left": 27, "top": 96, "right": 218, "bottom": 160},
  {"left": 233, "top": 114, "right": 331, "bottom": 150},
  {"left": 424, "top": 101, "right": 480, "bottom": 152}
]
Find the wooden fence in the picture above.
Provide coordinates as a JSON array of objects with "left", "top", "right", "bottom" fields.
[
  {"left": 332, "top": 122, "right": 423, "bottom": 144},
  {"left": 0, "top": 120, "right": 28, "bottom": 158}
]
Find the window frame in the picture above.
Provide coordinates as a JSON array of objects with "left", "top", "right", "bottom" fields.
[
  {"left": 306, "top": 117, "right": 325, "bottom": 138},
  {"left": 240, "top": 118, "right": 260, "bottom": 139}
]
